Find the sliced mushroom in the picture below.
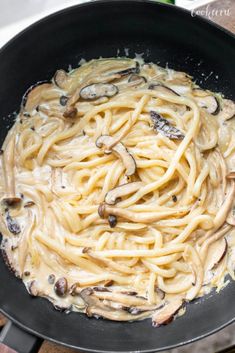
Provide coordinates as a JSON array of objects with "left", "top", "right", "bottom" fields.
[
  {"left": 5, "top": 212, "right": 21, "bottom": 235},
  {"left": 60, "top": 95, "right": 69, "bottom": 106},
  {"left": 54, "top": 277, "right": 68, "bottom": 297},
  {"left": 125, "top": 304, "right": 158, "bottom": 315},
  {"left": 80, "top": 83, "right": 118, "bottom": 100},
  {"left": 98, "top": 203, "right": 189, "bottom": 223},
  {"left": 93, "top": 287, "right": 111, "bottom": 293},
  {"left": 96, "top": 135, "right": 136, "bottom": 176},
  {"left": 152, "top": 298, "right": 183, "bottom": 327},
  {"left": 92, "top": 290, "right": 148, "bottom": 306},
  {"left": 149, "top": 83, "right": 179, "bottom": 97},
  {"left": 80, "top": 287, "right": 151, "bottom": 321},
  {"left": 63, "top": 106, "right": 78, "bottom": 118},
  {"left": 105, "top": 182, "right": 143, "bottom": 205},
  {"left": 155, "top": 287, "right": 165, "bottom": 300},
  {"left": 48, "top": 274, "right": 56, "bottom": 285},
  {"left": 80, "top": 287, "right": 106, "bottom": 316},
  {"left": 226, "top": 202, "right": 235, "bottom": 225},
  {"left": 27, "top": 280, "right": 39, "bottom": 296},
  {"left": 69, "top": 282, "right": 80, "bottom": 296},
  {"left": 53, "top": 304, "right": 72, "bottom": 313},
  {"left": 112, "top": 143, "right": 136, "bottom": 176},
  {"left": 87, "top": 306, "right": 149, "bottom": 321},
  {"left": 128, "top": 74, "right": 147, "bottom": 87},
  {"left": 113, "top": 62, "right": 140, "bottom": 77},
  {"left": 204, "top": 237, "right": 228, "bottom": 271},
  {"left": 167, "top": 84, "right": 191, "bottom": 95},
  {"left": 193, "top": 90, "right": 220, "bottom": 115},
  {"left": 96, "top": 135, "right": 115, "bottom": 152},
  {"left": 218, "top": 99, "right": 235, "bottom": 121},
  {"left": 150, "top": 111, "right": 185, "bottom": 140},
  {"left": 103, "top": 280, "right": 114, "bottom": 287},
  {"left": 22, "top": 82, "right": 53, "bottom": 112},
  {"left": 54, "top": 69, "right": 68, "bottom": 89},
  {"left": 108, "top": 215, "right": 117, "bottom": 228},
  {"left": 24, "top": 201, "right": 35, "bottom": 208},
  {"left": 1, "top": 196, "right": 22, "bottom": 207}
]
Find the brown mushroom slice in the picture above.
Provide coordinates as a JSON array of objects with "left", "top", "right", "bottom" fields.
[
  {"left": 98, "top": 203, "right": 189, "bottom": 223},
  {"left": 149, "top": 83, "right": 179, "bottom": 97},
  {"left": 155, "top": 287, "right": 165, "bottom": 300},
  {"left": 128, "top": 74, "right": 146, "bottom": 83},
  {"left": 23, "top": 82, "right": 54, "bottom": 112},
  {"left": 80, "top": 83, "right": 118, "bottom": 100},
  {"left": 204, "top": 237, "right": 228, "bottom": 271},
  {"left": 54, "top": 69, "right": 68, "bottom": 89},
  {"left": 5, "top": 212, "right": 21, "bottom": 235},
  {"left": 226, "top": 202, "right": 235, "bottom": 226},
  {"left": 27, "top": 280, "right": 40, "bottom": 296},
  {"left": 167, "top": 84, "right": 191, "bottom": 96},
  {"left": 96, "top": 135, "right": 136, "bottom": 176},
  {"left": 93, "top": 290, "right": 148, "bottom": 306},
  {"left": 152, "top": 298, "right": 183, "bottom": 327},
  {"left": 150, "top": 111, "right": 185, "bottom": 140},
  {"left": 96, "top": 135, "right": 115, "bottom": 153},
  {"left": 218, "top": 99, "right": 235, "bottom": 121},
  {"left": 54, "top": 277, "right": 68, "bottom": 297},
  {"left": 112, "top": 62, "right": 140, "bottom": 77},
  {"left": 105, "top": 182, "right": 143, "bottom": 205},
  {"left": 1, "top": 196, "right": 22, "bottom": 206},
  {"left": 127, "top": 74, "right": 147, "bottom": 87},
  {"left": 112, "top": 143, "right": 136, "bottom": 176},
  {"left": 63, "top": 106, "right": 78, "bottom": 119},
  {"left": 80, "top": 288, "right": 119, "bottom": 319},
  {"left": 104, "top": 300, "right": 157, "bottom": 315},
  {"left": 87, "top": 306, "right": 149, "bottom": 321},
  {"left": 108, "top": 215, "right": 117, "bottom": 228},
  {"left": 193, "top": 90, "right": 220, "bottom": 115}
]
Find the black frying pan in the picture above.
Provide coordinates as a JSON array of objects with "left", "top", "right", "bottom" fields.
[{"left": 0, "top": 1, "right": 235, "bottom": 352}]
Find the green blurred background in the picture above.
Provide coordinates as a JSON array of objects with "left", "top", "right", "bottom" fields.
[{"left": 156, "top": 0, "right": 175, "bottom": 3}]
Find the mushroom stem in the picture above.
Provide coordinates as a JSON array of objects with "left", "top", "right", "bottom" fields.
[
  {"left": 98, "top": 204, "right": 190, "bottom": 223},
  {"left": 199, "top": 224, "right": 231, "bottom": 263},
  {"left": 152, "top": 298, "right": 183, "bottom": 327},
  {"left": 105, "top": 182, "right": 143, "bottom": 205},
  {"left": 96, "top": 135, "right": 136, "bottom": 176},
  {"left": 198, "top": 181, "right": 235, "bottom": 245}
]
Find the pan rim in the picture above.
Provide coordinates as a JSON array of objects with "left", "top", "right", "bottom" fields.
[
  {"left": 1, "top": 307, "right": 234, "bottom": 353},
  {"left": 0, "top": 0, "right": 235, "bottom": 351}
]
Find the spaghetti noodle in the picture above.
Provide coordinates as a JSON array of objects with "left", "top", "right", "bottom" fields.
[{"left": 1, "top": 58, "right": 235, "bottom": 326}]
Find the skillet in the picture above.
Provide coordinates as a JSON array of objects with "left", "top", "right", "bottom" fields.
[{"left": 0, "top": 1, "right": 235, "bottom": 352}]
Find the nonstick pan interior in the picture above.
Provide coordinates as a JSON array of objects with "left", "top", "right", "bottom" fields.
[{"left": 0, "top": 1, "right": 235, "bottom": 352}]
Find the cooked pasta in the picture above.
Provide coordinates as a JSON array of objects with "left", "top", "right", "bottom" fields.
[{"left": 1, "top": 57, "right": 235, "bottom": 326}]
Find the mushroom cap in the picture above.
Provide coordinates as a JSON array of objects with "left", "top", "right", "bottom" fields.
[{"left": 80, "top": 83, "right": 118, "bottom": 100}]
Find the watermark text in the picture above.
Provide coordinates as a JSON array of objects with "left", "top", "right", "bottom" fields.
[{"left": 191, "top": 4, "right": 231, "bottom": 20}]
